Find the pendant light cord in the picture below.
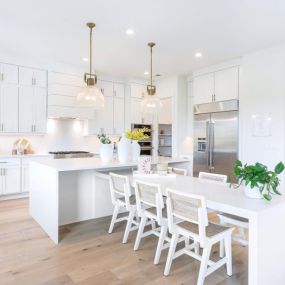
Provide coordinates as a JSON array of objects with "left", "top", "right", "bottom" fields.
[
  {"left": 89, "top": 26, "right": 93, "bottom": 77},
  {"left": 150, "top": 45, "right": 153, "bottom": 86}
]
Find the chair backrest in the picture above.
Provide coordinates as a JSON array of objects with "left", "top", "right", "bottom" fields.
[
  {"left": 172, "top": 167, "right": 187, "bottom": 176},
  {"left": 134, "top": 180, "right": 164, "bottom": 224},
  {"left": 198, "top": 172, "right": 227, "bottom": 183},
  {"left": 109, "top": 172, "right": 132, "bottom": 208},
  {"left": 166, "top": 188, "right": 208, "bottom": 245}
]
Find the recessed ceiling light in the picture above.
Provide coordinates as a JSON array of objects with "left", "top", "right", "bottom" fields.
[
  {"left": 195, "top": 52, "right": 203, "bottom": 58},
  {"left": 82, "top": 57, "right": 88, "bottom": 62},
  {"left": 144, "top": 71, "right": 149, "bottom": 75},
  {"left": 126, "top": 29, "right": 134, "bottom": 35}
]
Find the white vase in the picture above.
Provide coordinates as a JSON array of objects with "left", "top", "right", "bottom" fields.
[
  {"left": 100, "top": 143, "right": 113, "bottom": 163},
  {"left": 131, "top": 140, "right": 141, "bottom": 161},
  {"left": 117, "top": 134, "right": 130, "bottom": 162},
  {"left": 243, "top": 184, "right": 263, "bottom": 199}
]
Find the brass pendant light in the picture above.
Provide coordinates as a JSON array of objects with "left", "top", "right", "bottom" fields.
[
  {"left": 76, "top": 22, "right": 104, "bottom": 109},
  {"left": 141, "top": 42, "right": 162, "bottom": 114}
]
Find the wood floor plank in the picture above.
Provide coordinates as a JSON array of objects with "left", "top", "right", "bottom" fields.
[{"left": 0, "top": 198, "right": 248, "bottom": 285}]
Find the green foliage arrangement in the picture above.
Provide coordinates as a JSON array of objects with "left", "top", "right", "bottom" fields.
[{"left": 233, "top": 160, "right": 285, "bottom": 201}]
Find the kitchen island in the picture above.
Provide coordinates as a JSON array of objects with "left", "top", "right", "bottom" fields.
[{"left": 29, "top": 156, "right": 191, "bottom": 243}]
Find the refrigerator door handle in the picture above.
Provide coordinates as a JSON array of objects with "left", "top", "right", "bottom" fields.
[
  {"left": 209, "top": 121, "right": 215, "bottom": 170},
  {"left": 206, "top": 121, "right": 211, "bottom": 168}
]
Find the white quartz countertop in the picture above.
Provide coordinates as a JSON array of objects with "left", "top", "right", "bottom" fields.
[
  {"left": 0, "top": 153, "right": 51, "bottom": 159},
  {"left": 30, "top": 156, "right": 191, "bottom": 172}
]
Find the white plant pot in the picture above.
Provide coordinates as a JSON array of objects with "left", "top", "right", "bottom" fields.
[
  {"left": 117, "top": 134, "right": 130, "bottom": 162},
  {"left": 243, "top": 184, "right": 263, "bottom": 199},
  {"left": 131, "top": 140, "right": 141, "bottom": 161},
  {"left": 99, "top": 143, "right": 113, "bottom": 163}
]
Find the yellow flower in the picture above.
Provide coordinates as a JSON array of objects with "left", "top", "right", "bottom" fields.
[{"left": 125, "top": 128, "right": 149, "bottom": 141}]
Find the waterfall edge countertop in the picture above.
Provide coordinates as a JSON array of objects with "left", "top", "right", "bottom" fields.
[{"left": 30, "top": 156, "right": 190, "bottom": 172}]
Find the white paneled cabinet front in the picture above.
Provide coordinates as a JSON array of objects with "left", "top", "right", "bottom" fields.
[
  {"left": 159, "top": 97, "right": 172, "bottom": 124},
  {"left": 0, "top": 160, "right": 21, "bottom": 195},
  {"left": 193, "top": 73, "right": 214, "bottom": 104},
  {"left": 214, "top": 66, "right": 239, "bottom": 101},
  {"left": 19, "top": 67, "right": 47, "bottom": 134},
  {"left": 113, "top": 97, "right": 124, "bottom": 134},
  {"left": 0, "top": 63, "right": 18, "bottom": 84},
  {"left": 0, "top": 84, "right": 19, "bottom": 133}
]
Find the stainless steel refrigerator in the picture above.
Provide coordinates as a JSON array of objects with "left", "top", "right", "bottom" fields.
[{"left": 193, "top": 100, "right": 238, "bottom": 181}]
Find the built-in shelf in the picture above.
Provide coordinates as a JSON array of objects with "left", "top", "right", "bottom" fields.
[
  {"left": 159, "top": 134, "right": 172, "bottom": 136},
  {"left": 159, "top": 145, "right": 172, "bottom": 147}
]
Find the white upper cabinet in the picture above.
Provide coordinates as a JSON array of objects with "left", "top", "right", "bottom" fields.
[
  {"left": 130, "top": 83, "right": 146, "bottom": 99},
  {"left": 0, "top": 63, "right": 18, "bottom": 84},
  {"left": 159, "top": 97, "right": 172, "bottom": 124},
  {"left": 113, "top": 97, "right": 125, "bottom": 135},
  {"left": 98, "top": 80, "right": 114, "bottom": 97},
  {"left": 0, "top": 84, "right": 19, "bottom": 133},
  {"left": 114, "top": 82, "right": 125, "bottom": 98},
  {"left": 214, "top": 66, "right": 239, "bottom": 101},
  {"left": 193, "top": 66, "right": 239, "bottom": 104},
  {"left": 19, "top": 67, "right": 47, "bottom": 134},
  {"left": 193, "top": 73, "right": 214, "bottom": 104},
  {"left": 130, "top": 98, "right": 142, "bottom": 124},
  {"left": 19, "top": 67, "right": 47, "bottom": 88}
]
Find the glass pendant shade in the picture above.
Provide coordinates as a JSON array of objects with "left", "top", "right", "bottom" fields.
[
  {"left": 141, "top": 94, "right": 162, "bottom": 114},
  {"left": 76, "top": 22, "right": 104, "bottom": 109},
  {"left": 141, "top": 42, "right": 162, "bottom": 115},
  {"left": 77, "top": 85, "right": 104, "bottom": 109}
]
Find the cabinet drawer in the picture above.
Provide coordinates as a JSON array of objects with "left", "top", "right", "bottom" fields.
[{"left": 0, "top": 158, "right": 21, "bottom": 166}]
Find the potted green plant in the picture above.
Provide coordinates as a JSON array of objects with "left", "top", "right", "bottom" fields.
[
  {"left": 233, "top": 160, "right": 284, "bottom": 201},
  {"left": 97, "top": 134, "right": 113, "bottom": 163}
]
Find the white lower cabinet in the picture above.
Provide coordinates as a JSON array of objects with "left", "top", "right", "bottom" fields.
[
  {"left": 0, "top": 159, "right": 21, "bottom": 195},
  {"left": 0, "top": 156, "right": 51, "bottom": 198}
]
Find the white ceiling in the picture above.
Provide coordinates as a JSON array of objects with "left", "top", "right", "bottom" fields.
[{"left": 1, "top": 0, "right": 285, "bottom": 78}]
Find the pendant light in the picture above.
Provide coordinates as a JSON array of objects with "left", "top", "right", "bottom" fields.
[
  {"left": 76, "top": 22, "right": 104, "bottom": 109},
  {"left": 141, "top": 42, "right": 162, "bottom": 114}
]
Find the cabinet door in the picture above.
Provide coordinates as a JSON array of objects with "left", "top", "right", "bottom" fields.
[
  {"left": 2, "top": 165, "right": 21, "bottom": 195},
  {"left": 34, "top": 69, "right": 47, "bottom": 88},
  {"left": 0, "top": 84, "right": 18, "bottom": 132},
  {"left": 130, "top": 83, "right": 146, "bottom": 99},
  {"left": 0, "top": 63, "right": 18, "bottom": 84},
  {"left": 98, "top": 80, "right": 114, "bottom": 97},
  {"left": 19, "top": 67, "right": 34, "bottom": 86},
  {"left": 19, "top": 86, "right": 34, "bottom": 132},
  {"left": 113, "top": 97, "right": 124, "bottom": 135},
  {"left": 34, "top": 87, "right": 47, "bottom": 133},
  {"left": 114, "top": 82, "right": 125, "bottom": 98},
  {"left": 130, "top": 98, "right": 142, "bottom": 124},
  {"left": 97, "top": 96, "right": 114, "bottom": 134},
  {"left": 214, "top": 67, "right": 239, "bottom": 101},
  {"left": 159, "top": 97, "right": 172, "bottom": 124},
  {"left": 193, "top": 73, "right": 214, "bottom": 104}
]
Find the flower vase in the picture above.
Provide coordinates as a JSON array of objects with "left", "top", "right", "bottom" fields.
[
  {"left": 117, "top": 134, "right": 130, "bottom": 162},
  {"left": 131, "top": 140, "right": 141, "bottom": 161},
  {"left": 100, "top": 143, "right": 113, "bottom": 163}
]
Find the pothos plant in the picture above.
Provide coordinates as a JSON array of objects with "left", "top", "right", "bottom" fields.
[
  {"left": 233, "top": 160, "right": 285, "bottom": 201},
  {"left": 97, "top": 133, "right": 112, "bottom": 144}
]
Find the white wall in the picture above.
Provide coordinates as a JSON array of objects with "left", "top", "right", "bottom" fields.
[
  {"left": 239, "top": 45, "right": 285, "bottom": 172},
  {"left": 0, "top": 119, "right": 101, "bottom": 154}
]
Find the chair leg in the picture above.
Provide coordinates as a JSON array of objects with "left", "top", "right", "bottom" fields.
[
  {"left": 122, "top": 209, "right": 135, "bottom": 244},
  {"left": 108, "top": 204, "right": 120, "bottom": 234},
  {"left": 224, "top": 235, "right": 233, "bottom": 276},
  {"left": 185, "top": 238, "right": 190, "bottom": 249},
  {"left": 220, "top": 239, "right": 225, "bottom": 258},
  {"left": 154, "top": 225, "right": 167, "bottom": 265},
  {"left": 164, "top": 233, "right": 179, "bottom": 276},
  {"left": 151, "top": 219, "right": 156, "bottom": 230},
  {"left": 197, "top": 246, "right": 211, "bottom": 285},
  {"left": 134, "top": 215, "right": 147, "bottom": 251},
  {"left": 194, "top": 242, "right": 200, "bottom": 255}
]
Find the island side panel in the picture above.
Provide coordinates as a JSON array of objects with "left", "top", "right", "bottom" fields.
[
  {"left": 29, "top": 162, "right": 59, "bottom": 244},
  {"left": 58, "top": 170, "right": 96, "bottom": 225},
  {"left": 253, "top": 203, "right": 285, "bottom": 285}
]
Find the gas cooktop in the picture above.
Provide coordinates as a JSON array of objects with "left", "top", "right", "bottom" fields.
[{"left": 49, "top": 151, "right": 93, "bottom": 159}]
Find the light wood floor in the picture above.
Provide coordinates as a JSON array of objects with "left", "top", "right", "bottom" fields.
[{"left": 0, "top": 198, "right": 247, "bottom": 285}]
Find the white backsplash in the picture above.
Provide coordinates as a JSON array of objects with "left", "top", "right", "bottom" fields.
[{"left": 0, "top": 119, "right": 101, "bottom": 155}]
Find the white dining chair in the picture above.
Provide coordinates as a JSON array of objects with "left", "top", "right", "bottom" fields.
[
  {"left": 134, "top": 180, "right": 170, "bottom": 265},
  {"left": 198, "top": 172, "right": 228, "bottom": 183},
  {"left": 168, "top": 167, "right": 187, "bottom": 176},
  {"left": 164, "top": 189, "right": 233, "bottom": 285},
  {"left": 198, "top": 171, "right": 249, "bottom": 256},
  {"left": 108, "top": 172, "right": 138, "bottom": 244}
]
